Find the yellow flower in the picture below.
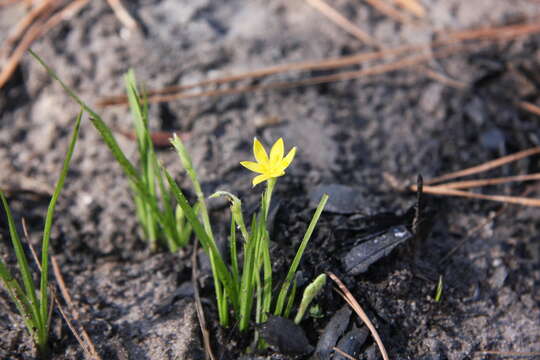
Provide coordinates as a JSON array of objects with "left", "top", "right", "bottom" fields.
[{"left": 240, "top": 138, "right": 296, "bottom": 186}]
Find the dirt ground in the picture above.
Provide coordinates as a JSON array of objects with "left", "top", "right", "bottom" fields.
[{"left": 1, "top": 0, "right": 540, "bottom": 359}]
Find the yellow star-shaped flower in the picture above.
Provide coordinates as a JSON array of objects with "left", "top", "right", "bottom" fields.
[{"left": 240, "top": 138, "right": 296, "bottom": 186}]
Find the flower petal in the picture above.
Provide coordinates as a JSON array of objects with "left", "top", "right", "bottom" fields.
[
  {"left": 252, "top": 173, "right": 271, "bottom": 186},
  {"left": 240, "top": 161, "right": 264, "bottom": 174},
  {"left": 253, "top": 138, "right": 269, "bottom": 164},
  {"left": 280, "top": 146, "right": 296, "bottom": 169},
  {"left": 268, "top": 168, "right": 286, "bottom": 177},
  {"left": 269, "top": 138, "right": 284, "bottom": 163}
]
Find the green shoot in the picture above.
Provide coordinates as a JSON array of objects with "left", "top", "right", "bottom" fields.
[
  {"left": 435, "top": 275, "right": 443, "bottom": 302},
  {"left": 0, "top": 111, "right": 82, "bottom": 356},
  {"left": 30, "top": 50, "right": 190, "bottom": 252},
  {"left": 294, "top": 273, "right": 326, "bottom": 324}
]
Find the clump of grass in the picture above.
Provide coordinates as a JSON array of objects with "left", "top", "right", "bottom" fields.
[
  {"left": 124, "top": 70, "right": 192, "bottom": 251},
  {"left": 0, "top": 111, "right": 81, "bottom": 356},
  {"left": 30, "top": 52, "right": 328, "bottom": 337},
  {"left": 163, "top": 135, "right": 328, "bottom": 332},
  {"left": 30, "top": 50, "right": 190, "bottom": 252}
]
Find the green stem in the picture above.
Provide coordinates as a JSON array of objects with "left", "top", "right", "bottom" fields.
[{"left": 262, "top": 178, "right": 276, "bottom": 222}]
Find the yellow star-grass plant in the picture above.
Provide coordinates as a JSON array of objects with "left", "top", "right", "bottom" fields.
[{"left": 165, "top": 136, "right": 328, "bottom": 333}]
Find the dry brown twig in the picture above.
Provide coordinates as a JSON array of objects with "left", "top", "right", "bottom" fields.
[
  {"left": 423, "top": 147, "right": 540, "bottom": 186},
  {"left": 305, "top": 0, "right": 466, "bottom": 89},
  {"left": 419, "top": 185, "right": 540, "bottom": 207},
  {"left": 105, "top": 0, "right": 138, "bottom": 30},
  {"left": 430, "top": 173, "right": 540, "bottom": 190},
  {"left": 0, "top": 0, "right": 138, "bottom": 89},
  {"left": 518, "top": 100, "right": 540, "bottom": 117},
  {"left": 0, "top": 0, "right": 91, "bottom": 88},
  {"left": 363, "top": 0, "right": 414, "bottom": 24},
  {"left": 410, "top": 147, "right": 540, "bottom": 207},
  {"left": 333, "top": 346, "right": 358, "bottom": 360},
  {"left": 0, "top": 0, "right": 54, "bottom": 59},
  {"left": 327, "top": 272, "right": 390, "bottom": 360},
  {"left": 305, "top": 0, "right": 380, "bottom": 47},
  {"left": 51, "top": 255, "right": 101, "bottom": 360},
  {"left": 191, "top": 243, "right": 216, "bottom": 360},
  {"left": 97, "top": 20, "right": 540, "bottom": 107},
  {"left": 474, "top": 350, "right": 540, "bottom": 358},
  {"left": 392, "top": 0, "right": 425, "bottom": 18},
  {"left": 99, "top": 41, "right": 477, "bottom": 106},
  {"left": 0, "top": 0, "right": 30, "bottom": 7}
]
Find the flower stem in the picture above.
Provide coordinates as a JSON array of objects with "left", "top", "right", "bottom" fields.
[{"left": 262, "top": 178, "right": 276, "bottom": 221}]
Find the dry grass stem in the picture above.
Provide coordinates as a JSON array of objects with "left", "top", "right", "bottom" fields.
[
  {"left": 0, "top": 0, "right": 90, "bottom": 89},
  {"left": 392, "top": 0, "right": 425, "bottom": 17},
  {"left": 105, "top": 0, "right": 138, "bottom": 30},
  {"left": 98, "top": 20, "right": 540, "bottom": 107},
  {"left": 447, "top": 21, "right": 540, "bottom": 41},
  {"left": 96, "top": 43, "right": 423, "bottom": 105},
  {"left": 475, "top": 350, "right": 540, "bottom": 358},
  {"left": 424, "top": 147, "right": 540, "bottom": 185},
  {"left": 191, "top": 244, "right": 216, "bottom": 360},
  {"left": 364, "top": 0, "right": 413, "bottom": 24},
  {"left": 430, "top": 173, "right": 540, "bottom": 189},
  {"left": 518, "top": 101, "right": 540, "bottom": 116},
  {"left": 417, "top": 66, "right": 468, "bottom": 89},
  {"left": 0, "top": 0, "right": 53, "bottom": 58},
  {"left": 305, "top": 0, "right": 380, "bottom": 46},
  {"left": 305, "top": 0, "right": 464, "bottom": 90},
  {"left": 103, "top": 43, "right": 470, "bottom": 105},
  {"left": 51, "top": 255, "right": 101, "bottom": 360},
  {"left": 0, "top": 0, "right": 36, "bottom": 7},
  {"left": 327, "top": 272, "right": 390, "bottom": 360},
  {"left": 418, "top": 185, "right": 540, "bottom": 207},
  {"left": 0, "top": 0, "right": 137, "bottom": 88},
  {"left": 333, "top": 346, "right": 358, "bottom": 360}
]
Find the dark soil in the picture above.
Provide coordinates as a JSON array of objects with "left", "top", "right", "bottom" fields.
[{"left": 1, "top": 1, "right": 540, "bottom": 359}]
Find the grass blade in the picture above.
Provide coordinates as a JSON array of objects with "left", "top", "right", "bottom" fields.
[
  {"left": 170, "top": 135, "right": 214, "bottom": 240},
  {"left": 0, "top": 192, "right": 42, "bottom": 331},
  {"left": 162, "top": 166, "right": 238, "bottom": 318},
  {"left": 39, "top": 110, "right": 82, "bottom": 346},
  {"left": 29, "top": 50, "right": 141, "bottom": 184},
  {"left": 0, "top": 256, "right": 36, "bottom": 337},
  {"left": 274, "top": 194, "right": 328, "bottom": 316}
]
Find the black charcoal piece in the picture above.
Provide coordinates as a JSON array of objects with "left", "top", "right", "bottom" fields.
[
  {"left": 343, "top": 225, "right": 412, "bottom": 275},
  {"left": 309, "top": 184, "right": 365, "bottom": 214},
  {"left": 332, "top": 326, "right": 369, "bottom": 360},
  {"left": 315, "top": 306, "right": 352, "bottom": 360},
  {"left": 258, "top": 316, "right": 313, "bottom": 355}
]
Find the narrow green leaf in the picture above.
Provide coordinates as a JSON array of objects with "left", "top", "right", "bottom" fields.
[
  {"left": 435, "top": 275, "right": 443, "bottom": 302},
  {"left": 274, "top": 194, "right": 328, "bottom": 316},
  {"left": 162, "top": 166, "right": 238, "bottom": 318},
  {"left": 0, "top": 192, "right": 42, "bottom": 331},
  {"left": 0, "top": 260, "right": 36, "bottom": 337},
  {"left": 229, "top": 217, "right": 239, "bottom": 292},
  {"left": 39, "top": 110, "right": 82, "bottom": 342},
  {"left": 170, "top": 135, "right": 214, "bottom": 240},
  {"left": 283, "top": 277, "right": 297, "bottom": 319}
]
